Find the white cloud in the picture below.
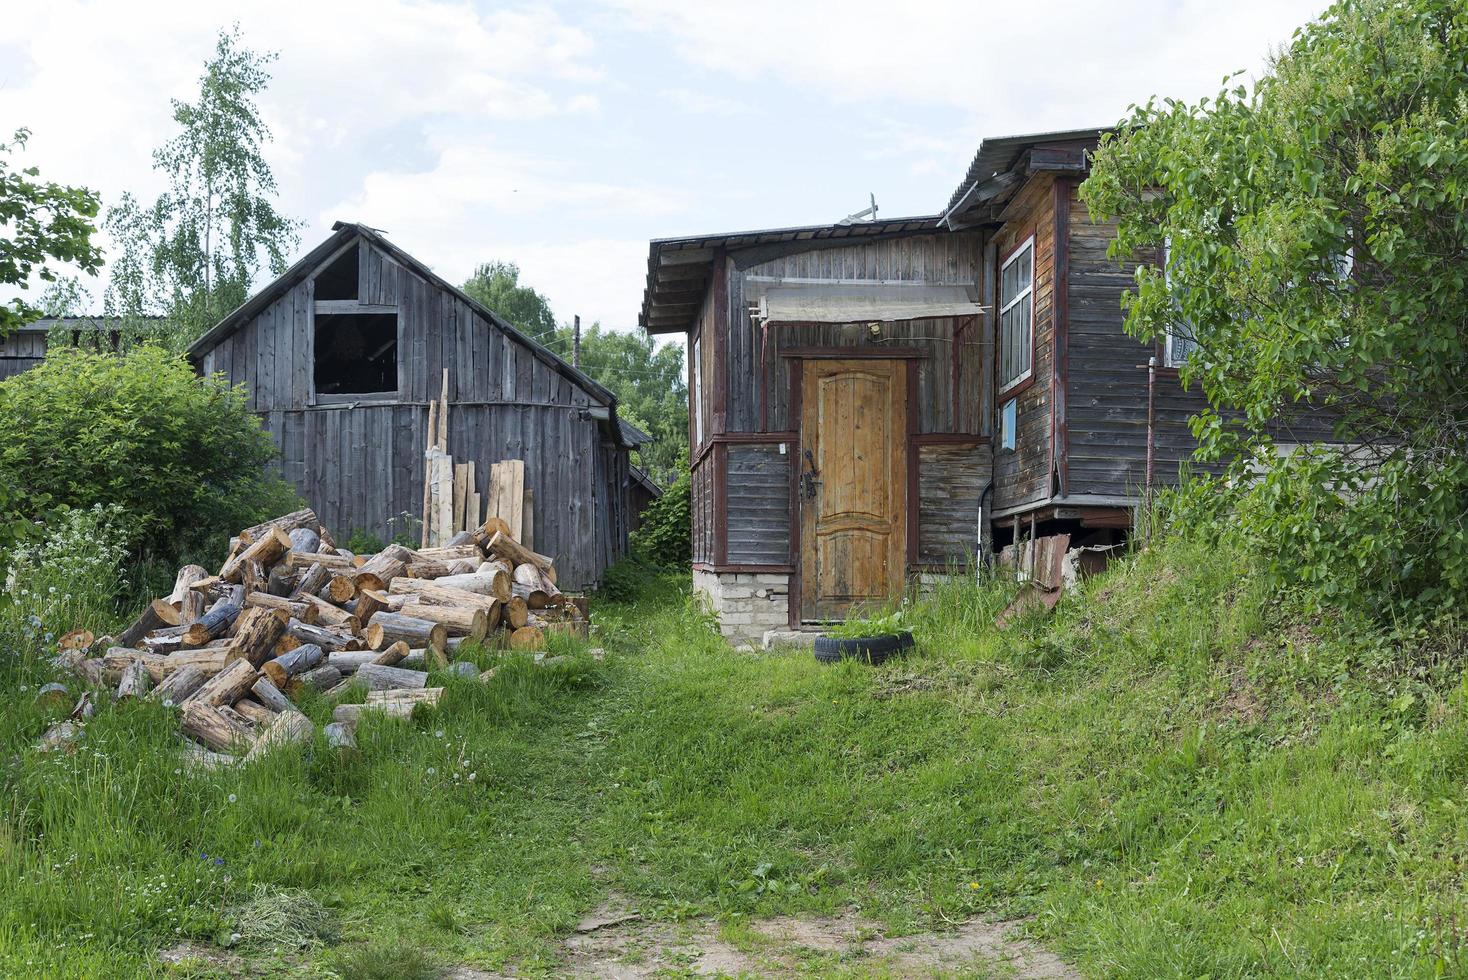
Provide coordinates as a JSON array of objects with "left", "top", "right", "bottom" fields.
[{"left": 658, "top": 87, "right": 750, "bottom": 116}]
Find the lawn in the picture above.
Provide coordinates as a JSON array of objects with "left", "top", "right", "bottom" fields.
[{"left": 2, "top": 537, "right": 1465, "bottom": 977}]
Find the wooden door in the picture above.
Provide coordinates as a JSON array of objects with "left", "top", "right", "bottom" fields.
[{"left": 799, "top": 359, "right": 907, "bottom": 621}]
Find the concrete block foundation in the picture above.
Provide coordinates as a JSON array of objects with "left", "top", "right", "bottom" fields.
[{"left": 693, "top": 569, "right": 791, "bottom": 646}]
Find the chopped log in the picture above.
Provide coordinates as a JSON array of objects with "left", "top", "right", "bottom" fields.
[
  {"left": 405, "top": 557, "right": 478, "bottom": 579},
  {"left": 181, "top": 743, "right": 237, "bottom": 771},
  {"left": 36, "top": 682, "right": 70, "bottom": 710},
  {"left": 251, "top": 676, "right": 295, "bottom": 713},
  {"left": 283, "top": 550, "right": 354, "bottom": 572},
  {"left": 188, "top": 574, "right": 223, "bottom": 596},
  {"left": 354, "top": 663, "right": 429, "bottom": 691},
  {"left": 245, "top": 592, "right": 318, "bottom": 623},
  {"left": 190, "top": 658, "right": 258, "bottom": 708},
  {"left": 511, "top": 582, "right": 550, "bottom": 610},
  {"left": 416, "top": 544, "right": 481, "bottom": 562},
  {"left": 241, "top": 558, "right": 266, "bottom": 596},
  {"left": 261, "top": 644, "right": 326, "bottom": 689},
  {"left": 327, "top": 641, "right": 408, "bottom": 674},
  {"left": 118, "top": 599, "right": 182, "bottom": 649},
  {"left": 316, "top": 524, "right": 336, "bottom": 551},
  {"left": 59, "top": 628, "right": 95, "bottom": 652},
  {"left": 181, "top": 602, "right": 241, "bottom": 648},
  {"left": 228, "top": 607, "right": 290, "bottom": 668},
  {"left": 141, "top": 626, "right": 190, "bottom": 655},
  {"left": 180, "top": 700, "right": 255, "bottom": 754},
  {"left": 351, "top": 588, "right": 389, "bottom": 626},
  {"left": 290, "top": 664, "right": 342, "bottom": 694},
  {"left": 286, "top": 619, "right": 359, "bottom": 652},
  {"left": 104, "top": 648, "right": 169, "bottom": 680},
  {"left": 503, "top": 595, "right": 529, "bottom": 630},
  {"left": 332, "top": 687, "right": 444, "bottom": 723},
  {"left": 320, "top": 574, "right": 358, "bottom": 604},
  {"left": 446, "top": 529, "right": 475, "bottom": 547},
  {"left": 220, "top": 528, "right": 292, "bottom": 583},
  {"left": 233, "top": 698, "right": 277, "bottom": 727},
  {"left": 323, "top": 721, "right": 358, "bottom": 754},
  {"left": 487, "top": 530, "right": 553, "bottom": 575},
  {"left": 39, "top": 722, "right": 82, "bottom": 754},
  {"left": 365, "top": 613, "right": 446, "bottom": 653},
  {"left": 266, "top": 564, "right": 295, "bottom": 597},
  {"left": 290, "top": 562, "right": 332, "bottom": 600},
  {"left": 513, "top": 560, "right": 559, "bottom": 598},
  {"left": 478, "top": 666, "right": 500, "bottom": 684},
  {"left": 424, "top": 644, "right": 449, "bottom": 671},
  {"left": 287, "top": 526, "right": 321, "bottom": 554},
  {"left": 509, "top": 626, "right": 545, "bottom": 650},
  {"left": 445, "top": 661, "right": 479, "bottom": 680},
  {"left": 471, "top": 515, "right": 512, "bottom": 548},
  {"left": 357, "top": 544, "right": 417, "bottom": 584},
  {"left": 117, "top": 660, "right": 152, "bottom": 699},
  {"left": 388, "top": 579, "right": 501, "bottom": 612},
  {"left": 70, "top": 691, "right": 96, "bottom": 720},
  {"left": 76, "top": 658, "right": 108, "bottom": 687},
  {"left": 240, "top": 508, "right": 320, "bottom": 543},
  {"left": 243, "top": 710, "right": 314, "bottom": 763},
  {"left": 563, "top": 595, "right": 590, "bottom": 621},
  {"left": 161, "top": 647, "right": 231, "bottom": 679},
  {"left": 297, "top": 594, "right": 361, "bottom": 632},
  {"left": 394, "top": 569, "right": 509, "bottom": 602},
  {"left": 217, "top": 704, "right": 256, "bottom": 731},
  {"left": 543, "top": 618, "right": 590, "bottom": 640},
  {"left": 397, "top": 602, "right": 488, "bottom": 641},
  {"left": 152, "top": 664, "right": 208, "bottom": 706}
]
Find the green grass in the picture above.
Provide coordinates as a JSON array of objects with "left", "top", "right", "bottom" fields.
[{"left": 2, "top": 537, "right": 1467, "bottom": 976}]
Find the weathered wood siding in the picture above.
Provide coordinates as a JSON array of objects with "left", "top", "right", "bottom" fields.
[
  {"left": 196, "top": 236, "right": 631, "bottom": 589},
  {"left": 726, "top": 444, "right": 791, "bottom": 565},
  {"left": 691, "top": 456, "right": 716, "bottom": 565},
  {"left": 918, "top": 443, "right": 990, "bottom": 565},
  {"left": 992, "top": 175, "right": 1057, "bottom": 513},
  {"left": 0, "top": 330, "right": 46, "bottom": 380}
]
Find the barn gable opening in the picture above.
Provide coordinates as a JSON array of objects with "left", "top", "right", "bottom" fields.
[
  {"left": 314, "top": 312, "right": 397, "bottom": 395},
  {"left": 314, "top": 244, "right": 360, "bottom": 301}
]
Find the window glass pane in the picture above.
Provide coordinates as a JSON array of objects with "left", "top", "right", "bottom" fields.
[
  {"left": 1015, "top": 302, "right": 1031, "bottom": 376},
  {"left": 1001, "top": 399, "right": 1017, "bottom": 450}
]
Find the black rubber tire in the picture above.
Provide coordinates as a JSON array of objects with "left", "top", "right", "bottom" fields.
[{"left": 813, "top": 630, "right": 914, "bottom": 666}]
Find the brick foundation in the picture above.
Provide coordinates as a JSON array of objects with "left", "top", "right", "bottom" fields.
[{"left": 692, "top": 569, "right": 791, "bottom": 646}]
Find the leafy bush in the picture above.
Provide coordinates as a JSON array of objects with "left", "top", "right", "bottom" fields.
[
  {"left": 630, "top": 462, "right": 690, "bottom": 568},
  {"left": 0, "top": 345, "right": 300, "bottom": 568},
  {"left": 826, "top": 607, "right": 908, "bottom": 640}
]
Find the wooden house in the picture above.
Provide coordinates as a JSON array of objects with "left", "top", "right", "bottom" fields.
[
  {"left": 0, "top": 316, "right": 163, "bottom": 380},
  {"left": 187, "top": 221, "right": 648, "bottom": 590},
  {"left": 641, "top": 127, "right": 1317, "bottom": 643}
]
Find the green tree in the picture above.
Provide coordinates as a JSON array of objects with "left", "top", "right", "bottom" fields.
[
  {"left": 461, "top": 261, "right": 558, "bottom": 344},
  {"left": 1081, "top": 0, "right": 1468, "bottom": 615},
  {"left": 104, "top": 26, "right": 300, "bottom": 348},
  {"left": 0, "top": 129, "right": 103, "bottom": 335},
  {"left": 566, "top": 322, "right": 687, "bottom": 481}
]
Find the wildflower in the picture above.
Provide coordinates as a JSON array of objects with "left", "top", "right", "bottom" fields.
[
  {"left": 227, "top": 794, "right": 237, "bottom": 803},
  {"left": 969, "top": 882, "right": 980, "bottom": 890},
  {"left": 468, "top": 772, "right": 476, "bottom": 782},
  {"left": 427, "top": 767, "right": 436, "bottom": 775},
  {"left": 214, "top": 858, "right": 225, "bottom": 866},
  {"left": 435, "top": 730, "right": 445, "bottom": 739}
]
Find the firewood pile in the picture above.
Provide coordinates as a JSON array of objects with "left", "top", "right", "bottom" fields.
[{"left": 39, "top": 507, "right": 590, "bottom": 766}]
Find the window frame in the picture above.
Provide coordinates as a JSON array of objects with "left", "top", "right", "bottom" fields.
[
  {"left": 1161, "top": 239, "right": 1198, "bottom": 369},
  {"left": 999, "top": 397, "right": 1017, "bottom": 452},
  {"left": 691, "top": 333, "right": 704, "bottom": 448},
  {"left": 310, "top": 307, "right": 403, "bottom": 403},
  {"left": 997, "top": 235, "right": 1036, "bottom": 395}
]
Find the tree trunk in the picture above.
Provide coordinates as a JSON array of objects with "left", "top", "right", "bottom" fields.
[
  {"left": 365, "top": 613, "right": 447, "bottom": 652},
  {"left": 266, "top": 564, "right": 296, "bottom": 597},
  {"left": 180, "top": 700, "right": 255, "bottom": 754},
  {"left": 118, "top": 599, "right": 182, "bottom": 649},
  {"left": 181, "top": 602, "right": 241, "bottom": 648},
  {"left": 243, "top": 710, "right": 314, "bottom": 763},
  {"left": 261, "top": 643, "right": 326, "bottom": 689},
  {"left": 388, "top": 578, "right": 502, "bottom": 612},
  {"left": 181, "top": 743, "right": 237, "bottom": 771},
  {"left": 241, "top": 508, "right": 319, "bottom": 543},
  {"left": 396, "top": 602, "right": 488, "bottom": 640}
]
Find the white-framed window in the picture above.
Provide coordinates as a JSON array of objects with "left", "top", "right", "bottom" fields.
[
  {"left": 691, "top": 334, "right": 703, "bottom": 446},
  {"left": 1162, "top": 238, "right": 1198, "bottom": 368},
  {"left": 1000, "top": 398, "right": 1017, "bottom": 452},
  {"left": 998, "top": 236, "right": 1034, "bottom": 392}
]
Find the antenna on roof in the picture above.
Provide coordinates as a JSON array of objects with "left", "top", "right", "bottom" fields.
[{"left": 837, "top": 193, "right": 878, "bottom": 226}]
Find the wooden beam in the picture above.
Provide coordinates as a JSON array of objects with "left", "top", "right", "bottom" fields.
[
  {"left": 659, "top": 247, "right": 714, "bottom": 266},
  {"left": 314, "top": 301, "right": 397, "bottom": 315}
]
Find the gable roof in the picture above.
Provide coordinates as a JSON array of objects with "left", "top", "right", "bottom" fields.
[
  {"left": 640, "top": 214, "right": 943, "bottom": 335},
  {"left": 187, "top": 222, "right": 642, "bottom": 448},
  {"left": 942, "top": 126, "right": 1109, "bottom": 229}
]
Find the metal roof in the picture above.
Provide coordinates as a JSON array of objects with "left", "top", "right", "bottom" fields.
[{"left": 942, "top": 126, "right": 1111, "bottom": 226}]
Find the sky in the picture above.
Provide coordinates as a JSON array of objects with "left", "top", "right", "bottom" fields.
[{"left": 0, "top": 0, "right": 1328, "bottom": 332}]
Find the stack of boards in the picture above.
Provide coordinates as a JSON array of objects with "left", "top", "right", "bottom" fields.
[
  {"left": 36, "top": 507, "right": 588, "bottom": 767},
  {"left": 421, "top": 369, "right": 536, "bottom": 550}
]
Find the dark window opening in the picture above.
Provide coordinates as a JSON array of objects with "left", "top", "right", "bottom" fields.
[
  {"left": 314, "top": 244, "right": 360, "bottom": 300},
  {"left": 314, "top": 312, "right": 397, "bottom": 395}
]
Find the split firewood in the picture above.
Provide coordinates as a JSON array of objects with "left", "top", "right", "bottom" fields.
[
  {"left": 220, "top": 528, "right": 291, "bottom": 584},
  {"left": 543, "top": 619, "right": 590, "bottom": 640},
  {"left": 286, "top": 619, "right": 360, "bottom": 652},
  {"left": 228, "top": 607, "right": 290, "bottom": 668},
  {"left": 290, "top": 562, "right": 332, "bottom": 599},
  {"left": 241, "top": 508, "right": 320, "bottom": 544},
  {"left": 509, "top": 626, "right": 545, "bottom": 650},
  {"left": 353, "top": 663, "right": 429, "bottom": 691},
  {"left": 251, "top": 676, "right": 294, "bottom": 713},
  {"left": 117, "top": 660, "right": 153, "bottom": 699},
  {"left": 503, "top": 595, "right": 529, "bottom": 630},
  {"left": 181, "top": 700, "right": 255, "bottom": 754},
  {"left": 36, "top": 682, "right": 70, "bottom": 710},
  {"left": 297, "top": 594, "right": 360, "bottom": 632},
  {"left": 189, "top": 658, "right": 258, "bottom": 708},
  {"left": 118, "top": 599, "right": 182, "bottom": 649},
  {"left": 287, "top": 526, "right": 321, "bottom": 554},
  {"left": 152, "top": 664, "right": 208, "bottom": 706},
  {"left": 233, "top": 698, "right": 276, "bottom": 727},
  {"left": 244, "top": 592, "right": 318, "bottom": 623},
  {"left": 316, "top": 525, "right": 336, "bottom": 551},
  {"left": 181, "top": 602, "right": 241, "bottom": 648},
  {"left": 188, "top": 574, "right": 223, "bottom": 597},
  {"left": 217, "top": 704, "right": 256, "bottom": 731},
  {"left": 365, "top": 612, "right": 447, "bottom": 653},
  {"left": 243, "top": 710, "right": 314, "bottom": 763},
  {"left": 59, "top": 628, "right": 95, "bottom": 652},
  {"left": 289, "top": 664, "right": 342, "bottom": 695},
  {"left": 397, "top": 602, "right": 488, "bottom": 641},
  {"left": 261, "top": 643, "right": 325, "bottom": 689},
  {"left": 323, "top": 721, "right": 358, "bottom": 754}
]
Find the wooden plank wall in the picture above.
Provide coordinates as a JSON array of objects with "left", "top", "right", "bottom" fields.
[
  {"left": 725, "top": 444, "right": 791, "bottom": 564},
  {"left": 199, "top": 236, "right": 629, "bottom": 589},
  {"left": 917, "top": 443, "right": 990, "bottom": 565},
  {"left": 0, "top": 331, "right": 48, "bottom": 380},
  {"left": 992, "top": 175, "right": 1058, "bottom": 512}
]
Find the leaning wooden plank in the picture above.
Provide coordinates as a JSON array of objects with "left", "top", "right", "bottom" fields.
[
  {"left": 523, "top": 487, "right": 534, "bottom": 551},
  {"left": 243, "top": 711, "right": 315, "bottom": 763},
  {"left": 118, "top": 599, "right": 182, "bottom": 649},
  {"left": 181, "top": 700, "right": 255, "bottom": 754},
  {"left": 465, "top": 460, "right": 479, "bottom": 530},
  {"left": 452, "top": 461, "right": 468, "bottom": 534},
  {"left": 436, "top": 451, "right": 454, "bottom": 549}
]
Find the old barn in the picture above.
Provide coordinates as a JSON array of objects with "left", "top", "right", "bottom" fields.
[{"left": 188, "top": 221, "right": 648, "bottom": 590}]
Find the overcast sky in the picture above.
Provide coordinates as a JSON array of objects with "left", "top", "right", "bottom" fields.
[{"left": 1, "top": 0, "right": 1326, "bottom": 331}]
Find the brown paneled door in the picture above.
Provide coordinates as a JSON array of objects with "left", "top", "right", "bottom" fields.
[{"left": 799, "top": 359, "right": 908, "bottom": 621}]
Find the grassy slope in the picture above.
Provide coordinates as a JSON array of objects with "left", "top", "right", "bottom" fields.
[{"left": 2, "top": 537, "right": 1465, "bottom": 977}]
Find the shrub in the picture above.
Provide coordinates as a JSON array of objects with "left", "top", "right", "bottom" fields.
[
  {"left": 0, "top": 345, "right": 300, "bottom": 567},
  {"left": 631, "top": 462, "right": 690, "bottom": 568}
]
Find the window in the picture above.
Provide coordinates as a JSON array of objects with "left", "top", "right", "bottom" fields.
[
  {"left": 1000, "top": 398, "right": 1017, "bottom": 452},
  {"left": 1162, "top": 238, "right": 1198, "bottom": 368},
  {"left": 314, "top": 312, "right": 398, "bottom": 395},
  {"left": 691, "top": 335, "right": 703, "bottom": 446},
  {"left": 999, "top": 237, "right": 1034, "bottom": 391}
]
